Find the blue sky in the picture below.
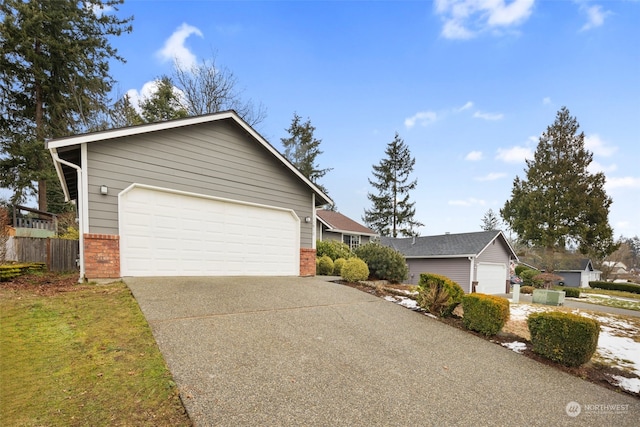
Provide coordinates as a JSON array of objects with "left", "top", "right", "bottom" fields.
[{"left": 21, "top": 1, "right": 640, "bottom": 240}]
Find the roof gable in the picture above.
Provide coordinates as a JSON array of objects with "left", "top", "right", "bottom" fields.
[
  {"left": 381, "top": 230, "right": 518, "bottom": 259},
  {"left": 47, "top": 111, "right": 332, "bottom": 206},
  {"left": 316, "top": 210, "right": 377, "bottom": 236}
]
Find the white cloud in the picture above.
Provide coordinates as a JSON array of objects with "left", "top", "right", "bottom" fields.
[
  {"left": 404, "top": 111, "right": 438, "bottom": 128},
  {"left": 496, "top": 145, "right": 534, "bottom": 163},
  {"left": 456, "top": 101, "right": 474, "bottom": 112},
  {"left": 157, "top": 23, "right": 203, "bottom": 68},
  {"left": 580, "top": 4, "right": 611, "bottom": 31},
  {"left": 465, "top": 150, "right": 483, "bottom": 161},
  {"left": 473, "top": 111, "right": 504, "bottom": 120},
  {"left": 588, "top": 160, "right": 617, "bottom": 175},
  {"left": 448, "top": 197, "right": 486, "bottom": 207},
  {"left": 542, "top": 97, "right": 552, "bottom": 105},
  {"left": 585, "top": 134, "right": 617, "bottom": 157},
  {"left": 605, "top": 177, "right": 640, "bottom": 191},
  {"left": 434, "top": 0, "right": 535, "bottom": 39},
  {"left": 475, "top": 172, "right": 507, "bottom": 181}
]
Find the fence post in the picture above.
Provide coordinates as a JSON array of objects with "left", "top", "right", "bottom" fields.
[{"left": 46, "top": 238, "right": 52, "bottom": 271}]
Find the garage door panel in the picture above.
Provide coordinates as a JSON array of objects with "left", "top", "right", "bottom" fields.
[
  {"left": 476, "top": 263, "right": 507, "bottom": 294},
  {"left": 120, "top": 186, "right": 300, "bottom": 276}
]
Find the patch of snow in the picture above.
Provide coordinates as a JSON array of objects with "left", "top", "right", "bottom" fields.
[
  {"left": 610, "top": 375, "right": 640, "bottom": 394},
  {"left": 594, "top": 329, "right": 640, "bottom": 377},
  {"left": 500, "top": 341, "right": 527, "bottom": 354},
  {"left": 384, "top": 295, "right": 419, "bottom": 310}
]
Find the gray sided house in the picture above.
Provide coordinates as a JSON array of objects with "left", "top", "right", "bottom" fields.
[
  {"left": 47, "top": 111, "right": 332, "bottom": 280},
  {"left": 553, "top": 259, "right": 601, "bottom": 288},
  {"left": 316, "top": 209, "right": 378, "bottom": 250},
  {"left": 381, "top": 231, "right": 518, "bottom": 294}
]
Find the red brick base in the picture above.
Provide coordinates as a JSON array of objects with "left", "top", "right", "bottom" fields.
[
  {"left": 300, "top": 248, "right": 316, "bottom": 277},
  {"left": 84, "top": 234, "right": 120, "bottom": 279}
]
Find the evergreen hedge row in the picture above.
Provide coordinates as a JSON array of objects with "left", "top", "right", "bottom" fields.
[{"left": 588, "top": 281, "right": 640, "bottom": 294}]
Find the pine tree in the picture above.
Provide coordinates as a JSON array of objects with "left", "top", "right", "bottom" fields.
[
  {"left": 0, "top": 0, "right": 132, "bottom": 212},
  {"left": 280, "top": 113, "right": 332, "bottom": 195},
  {"left": 480, "top": 209, "right": 500, "bottom": 231},
  {"left": 139, "top": 76, "right": 188, "bottom": 123},
  {"left": 363, "top": 132, "right": 423, "bottom": 237},
  {"left": 501, "top": 107, "right": 616, "bottom": 268}
]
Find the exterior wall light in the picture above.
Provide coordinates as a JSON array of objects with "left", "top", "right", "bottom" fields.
[
  {"left": 100, "top": 185, "right": 108, "bottom": 195},
  {"left": 304, "top": 216, "right": 311, "bottom": 223}
]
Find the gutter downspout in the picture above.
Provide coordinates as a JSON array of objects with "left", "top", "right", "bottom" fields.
[{"left": 49, "top": 148, "right": 85, "bottom": 282}]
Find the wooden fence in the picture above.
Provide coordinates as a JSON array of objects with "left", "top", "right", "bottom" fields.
[{"left": 5, "top": 237, "right": 79, "bottom": 272}]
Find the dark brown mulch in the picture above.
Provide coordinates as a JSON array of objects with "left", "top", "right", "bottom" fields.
[
  {"left": 1, "top": 272, "right": 83, "bottom": 296},
  {"left": 339, "top": 280, "right": 640, "bottom": 400}
]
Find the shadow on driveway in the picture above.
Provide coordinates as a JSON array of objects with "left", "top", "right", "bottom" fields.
[{"left": 126, "top": 276, "right": 638, "bottom": 426}]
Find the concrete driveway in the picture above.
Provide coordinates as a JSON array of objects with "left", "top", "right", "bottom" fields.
[{"left": 125, "top": 276, "right": 638, "bottom": 426}]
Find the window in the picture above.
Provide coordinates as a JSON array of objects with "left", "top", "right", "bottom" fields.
[{"left": 343, "top": 234, "right": 361, "bottom": 250}]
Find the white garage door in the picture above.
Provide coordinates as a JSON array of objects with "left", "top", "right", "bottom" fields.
[
  {"left": 119, "top": 185, "right": 300, "bottom": 277},
  {"left": 476, "top": 263, "right": 507, "bottom": 294}
]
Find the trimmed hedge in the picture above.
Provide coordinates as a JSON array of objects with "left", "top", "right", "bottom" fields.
[
  {"left": 355, "top": 243, "right": 408, "bottom": 283},
  {"left": 417, "top": 273, "right": 464, "bottom": 316},
  {"left": 461, "top": 293, "right": 510, "bottom": 336},
  {"left": 520, "top": 286, "right": 534, "bottom": 295},
  {"left": 317, "top": 255, "right": 334, "bottom": 276},
  {"left": 554, "top": 286, "right": 580, "bottom": 298},
  {"left": 527, "top": 312, "right": 599, "bottom": 367},
  {"left": 316, "top": 240, "right": 353, "bottom": 261},
  {"left": 589, "top": 281, "right": 640, "bottom": 294},
  {"left": 341, "top": 257, "right": 369, "bottom": 282},
  {"left": 0, "top": 263, "right": 46, "bottom": 281}
]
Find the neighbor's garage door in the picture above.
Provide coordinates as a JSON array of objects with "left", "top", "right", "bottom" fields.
[
  {"left": 476, "top": 262, "right": 507, "bottom": 294},
  {"left": 119, "top": 185, "right": 300, "bottom": 276}
]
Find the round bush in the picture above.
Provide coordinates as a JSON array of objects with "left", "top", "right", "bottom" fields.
[
  {"left": 461, "top": 294, "right": 510, "bottom": 336},
  {"left": 333, "top": 258, "right": 347, "bottom": 276},
  {"left": 519, "top": 269, "right": 543, "bottom": 288},
  {"left": 316, "top": 240, "right": 353, "bottom": 261},
  {"left": 354, "top": 242, "right": 408, "bottom": 283},
  {"left": 417, "top": 273, "right": 464, "bottom": 316},
  {"left": 317, "top": 255, "right": 334, "bottom": 276},
  {"left": 520, "top": 286, "right": 534, "bottom": 294},
  {"left": 341, "top": 257, "right": 369, "bottom": 282}
]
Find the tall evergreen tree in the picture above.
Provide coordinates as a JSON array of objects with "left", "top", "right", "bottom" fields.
[
  {"left": 480, "top": 209, "right": 500, "bottom": 231},
  {"left": 363, "top": 132, "right": 423, "bottom": 237},
  {"left": 501, "top": 107, "right": 616, "bottom": 268},
  {"left": 0, "top": 0, "right": 132, "bottom": 212},
  {"left": 280, "top": 113, "right": 332, "bottom": 195},
  {"left": 139, "top": 76, "right": 188, "bottom": 123}
]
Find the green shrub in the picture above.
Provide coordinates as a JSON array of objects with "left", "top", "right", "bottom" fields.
[
  {"left": 417, "top": 273, "right": 464, "bottom": 316},
  {"left": 527, "top": 312, "right": 599, "bottom": 367},
  {"left": 317, "top": 255, "right": 334, "bottom": 276},
  {"left": 514, "top": 265, "right": 529, "bottom": 276},
  {"left": 354, "top": 243, "right": 408, "bottom": 283},
  {"left": 519, "top": 268, "right": 543, "bottom": 288},
  {"left": 461, "top": 294, "right": 510, "bottom": 336},
  {"left": 333, "top": 258, "right": 346, "bottom": 276},
  {"left": 520, "top": 286, "right": 534, "bottom": 294},
  {"left": 555, "top": 286, "right": 580, "bottom": 298},
  {"left": 589, "top": 281, "right": 640, "bottom": 294},
  {"left": 341, "top": 257, "right": 370, "bottom": 282},
  {"left": 316, "top": 240, "right": 353, "bottom": 261}
]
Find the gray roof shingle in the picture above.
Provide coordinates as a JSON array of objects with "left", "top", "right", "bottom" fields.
[{"left": 381, "top": 230, "right": 507, "bottom": 258}]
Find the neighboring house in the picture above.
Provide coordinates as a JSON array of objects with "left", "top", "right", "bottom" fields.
[
  {"left": 553, "top": 259, "right": 601, "bottom": 288},
  {"left": 316, "top": 209, "right": 378, "bottom": 250},
  {"left": 602, "top": 261, "right": 628, "bottom": 275},
  {"left": 47, "top": 111, "right": 332, "bottom": 280},
  {"left": 381, "top": 230, "right": 518, "bottom": 294}
]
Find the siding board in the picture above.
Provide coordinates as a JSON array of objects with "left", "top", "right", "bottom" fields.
[{"left": 86, "top": 119, "right": 315, "bottom": 246}]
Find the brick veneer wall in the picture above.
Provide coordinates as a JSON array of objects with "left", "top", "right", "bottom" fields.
[
  {"left": 300, "top": 248, "right": 316, "bottom": 276},
  {"left": 84, "top": 234, "right": 120, "bottom": 279}
]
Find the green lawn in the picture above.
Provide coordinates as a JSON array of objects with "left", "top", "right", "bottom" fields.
[{"left": 0, "top": 278, "right": 191, "bottom": 427}]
